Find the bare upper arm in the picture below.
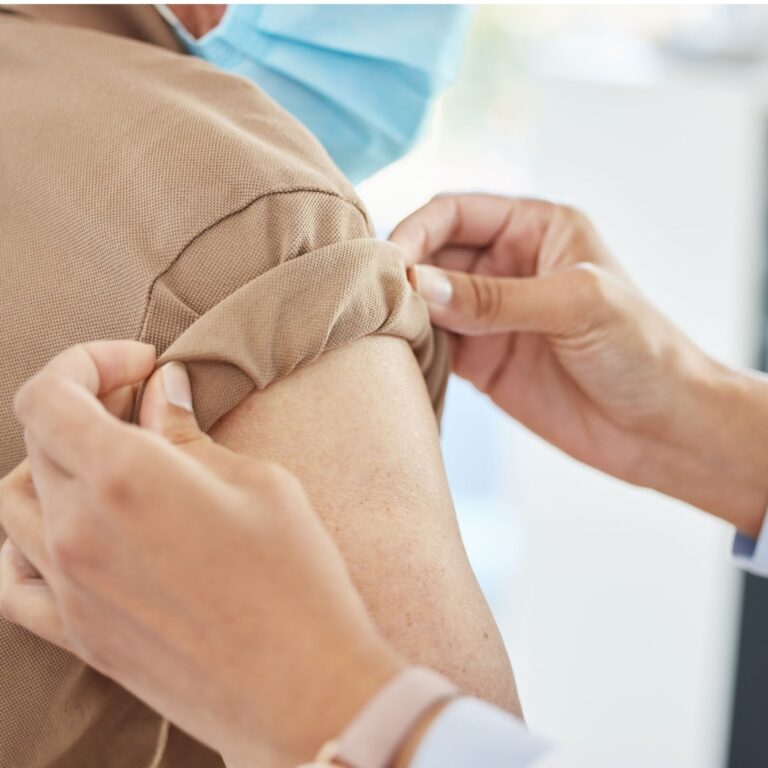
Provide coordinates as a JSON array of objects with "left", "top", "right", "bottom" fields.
[{"left": 209, "top": 334, "right": 520, "bottom": 713}]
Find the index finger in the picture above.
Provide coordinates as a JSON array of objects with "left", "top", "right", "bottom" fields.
[
  {"left": 24, "top": 341, "right": 155, "bottom": 402},
  {"left": 14, "top": 341, "right": 156, "bottom": 477},
  {"left": 389, "top": 194, "right": 552, "bottom": 265}
]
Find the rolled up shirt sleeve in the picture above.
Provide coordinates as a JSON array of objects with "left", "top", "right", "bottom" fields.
[{"left": 411, "top": 698, "right": 694, "bottom": 768}]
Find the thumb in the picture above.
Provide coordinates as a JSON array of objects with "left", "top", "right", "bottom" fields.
[
  {"left": 409, "top": 264, "right": 592, "bottom": 336},
  {"left": 139, "top": 362, "right": 204, "bottom": 444}
]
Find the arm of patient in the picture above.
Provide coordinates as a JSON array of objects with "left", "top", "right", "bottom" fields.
[{"left": 209, "top": 334, "right": 520, "bottom": 716}]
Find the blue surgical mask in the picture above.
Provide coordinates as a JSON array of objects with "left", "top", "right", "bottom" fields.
[{"left": 160, "top": 4, "right": 471, "bottom": 183}]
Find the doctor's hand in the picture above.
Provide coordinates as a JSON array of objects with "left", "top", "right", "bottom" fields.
[
  {"left": 391, "top": 194, "right": 768, "bottom": 536},
  {"left": 0, "top": 341, "right": 402, "bottom": 768}
]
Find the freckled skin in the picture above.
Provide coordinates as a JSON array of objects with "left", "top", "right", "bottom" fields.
[{"left": 210, "top": 336, "right": 521, "bottom": 714}]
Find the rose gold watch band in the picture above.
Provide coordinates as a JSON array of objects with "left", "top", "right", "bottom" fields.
[{"left": 298, "top": 667, "right": 458, "bottom": 768}]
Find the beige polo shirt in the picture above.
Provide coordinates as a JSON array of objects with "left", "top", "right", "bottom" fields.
[{"left": 0, "top": 6, "right": 448, "bottom": 767}]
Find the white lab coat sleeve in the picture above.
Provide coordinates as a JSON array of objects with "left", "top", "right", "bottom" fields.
[
  {"left": 410, "top": 697, "right": 551, "bottom": 768},
  {"left": 410, "top": 698, "right": 695, "bottom": 768},
  {"left": 531, "top": 749, "right": 696, "bottom": 767},
  {"left": 733, "top": 507, "right": 768, "bottom": 577}
]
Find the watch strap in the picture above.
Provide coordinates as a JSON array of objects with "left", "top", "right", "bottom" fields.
[{"left": 301, "top": 666, "right": 458, "bottom": 768}]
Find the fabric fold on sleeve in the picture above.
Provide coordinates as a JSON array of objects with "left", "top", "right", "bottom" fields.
[{"left": 156, "top": 238, "right": 450, "bottom": 431}]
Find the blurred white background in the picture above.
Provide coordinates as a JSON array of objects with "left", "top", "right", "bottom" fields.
[{"left": 360, "top": 6, "right": 768, "bottom": 767}]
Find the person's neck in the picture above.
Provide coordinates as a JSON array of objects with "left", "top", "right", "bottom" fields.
[
  {"left": 167, "top": 5, "right": 225, "bottom": 39},
  {"left": 9, "top": 5, "right": 185, "bottom": 52}
]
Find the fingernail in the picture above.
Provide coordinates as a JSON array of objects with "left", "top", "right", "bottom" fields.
[
  {"left": 161, "top": 362, "right": 193, "bottom": 412},
  {"left": 411, "top": 265, "right": 453, "bottom": 306}
]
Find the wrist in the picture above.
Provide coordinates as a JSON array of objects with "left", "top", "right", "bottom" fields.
[
  {"left": 304, "top": 666, "right": 457, "bottom": 768},
  {"left": 292, "top": 640, "right": 407, "bottom": 767},
  {"left": 637, "top": 357, "right": 768, "bottom": 536},
  {"left": 225, "top": 635, "right": 406, "bottom": 768}
]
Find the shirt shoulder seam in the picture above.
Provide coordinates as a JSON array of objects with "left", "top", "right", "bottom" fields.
[{"left": 136, "top": 186, "right": 371, "bottom": 341}]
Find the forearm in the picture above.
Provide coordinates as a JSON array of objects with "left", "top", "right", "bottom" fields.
[{"left": 637, "top": 359, "right": 768, "bottom": 536}]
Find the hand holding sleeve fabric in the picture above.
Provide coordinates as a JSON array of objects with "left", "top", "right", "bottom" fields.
[
  {"left": 0, "top": 12, "right": 451, "bottom": 768},
  {"left": 149, "top": 191, "right": 450, "bottom": 432}
]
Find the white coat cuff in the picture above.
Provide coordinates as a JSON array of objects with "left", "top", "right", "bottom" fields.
[{"left": 410, "top": 697, "right": 551, "bottom": 768}]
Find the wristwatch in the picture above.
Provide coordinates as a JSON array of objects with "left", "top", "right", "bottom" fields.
[{"left": 298, "top": 667, "right": 458, "bottom": 768}]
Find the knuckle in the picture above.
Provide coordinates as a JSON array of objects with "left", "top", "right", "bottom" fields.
[
  {"left": 560, "top": 206, "right": 599, "bottom": 250},
  {"left": 256, "top": 460, "right": 294, "bottom": 489},
  {"left": 15, "top": 371, "right": 64, "bottom": 419},
  {"left": 0, "top": 466, "right": 34, "bottom": 512},
  {"left": 49, "top": 534, "right": 79, "bottom": 576},
  {"left": 469, "top": 276, "right": 505, "bottom": 323},
  {"left": 11, "top": 464, "right": 34, "bottom": 494},
  {"left": 570, "top": 263, "right": 620, "bottom": 317},
  {"left": 13, "top": 376, "right": 40, "bottom": 421},
  {"left": 247, "top": 461, "right": 302, "bottom": 499},
  {"left": 49, "top": 520, "right": 97, "bottom": 578},
  {"left": 95, "top": 471, "right": 130, "bottom": 505},
  {"left": 225, "top": 453, "right": 263, "bottom": 484},
  {"left": 429, "top": 193, "right": 455, "bottom": 210},
  {"left": 92, "top": 452, "right": 137, "bottom": 506},
  {"left": 560, "top": 204, "right": 589, "bottom": 228},
  {"left": 572, "top": 262, "right": 604, "bottom": 296},
  {"left": 429, "top": 194, "right": 460, "bottom": 229},
  {"left": 50, "top": 539, "right": 84, "bottom": 579}
]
